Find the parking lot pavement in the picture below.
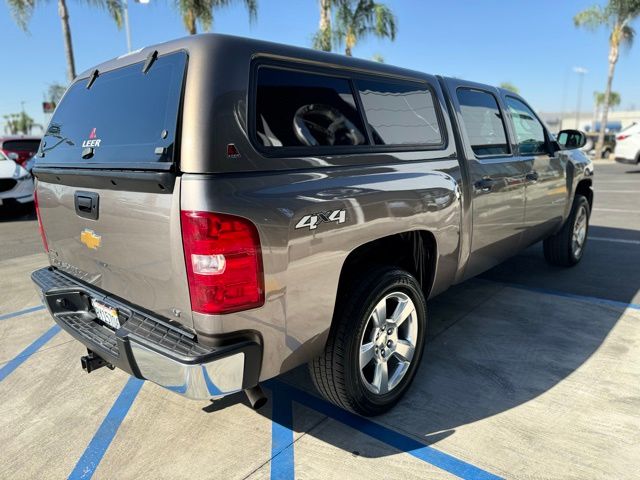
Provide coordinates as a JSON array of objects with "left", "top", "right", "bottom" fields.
[{"left": 1, "top": 161, "right": 639, "bottom": 479}]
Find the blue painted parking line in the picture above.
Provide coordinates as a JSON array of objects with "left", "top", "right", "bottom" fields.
[
  {"left": 0, "top": 324, "right": 61, "bottom": 382},
  {"left": 267, "top": 380, "right": 502, "bottom": 480},
  {"left": 0, "top": 304, "right": 45, "bottom": 321},
  {"left": 270, "top": 389, "right": 295, "bottom": 480},
  {"left": 68, "top": 377, "right": 144, "bottom": 480},
  {"left": 493, "top": 281, "right": 640, "bottom": 311}
]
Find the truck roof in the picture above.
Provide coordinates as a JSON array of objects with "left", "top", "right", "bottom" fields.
[{"left": 77, "top": 33, "right": 439, "bottom": 85}]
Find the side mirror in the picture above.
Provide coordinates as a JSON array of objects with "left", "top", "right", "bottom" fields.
[
  {"left": 7, "top": 152, "right": 19, "bottom": 161},
  {"left": 557, "top": 129, "right": 587, "bottom": 150}
]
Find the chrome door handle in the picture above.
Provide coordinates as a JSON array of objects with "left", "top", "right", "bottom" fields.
[{"left": 474, "top": 178, "right": 495, "bottom": 193}]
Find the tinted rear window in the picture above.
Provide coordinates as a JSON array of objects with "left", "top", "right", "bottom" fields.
[
  {"left": 356, "top": 79, "right": 441, "bottom": 145},
  {"left": 39, "top": 51, "right": 186, "bottom": 167},
  {"left": 255, "top": 67, "right": 368, "bottom": 148},
  {"left": 3, "top": 140, "right": 41, "bottom": 152}
]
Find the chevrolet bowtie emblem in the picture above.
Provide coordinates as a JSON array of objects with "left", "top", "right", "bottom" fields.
[{"left": 80, "top": 229, "right": 101, "bottom": 250}]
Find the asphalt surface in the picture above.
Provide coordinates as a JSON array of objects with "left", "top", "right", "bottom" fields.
[
  {"left": 483, "top": 160, "right": 640, "bottom": 304},
  {"left": 1, "top": 160, "right": 639, "bottom": 479}
]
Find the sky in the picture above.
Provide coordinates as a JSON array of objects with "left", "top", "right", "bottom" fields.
[{"left": 1, "top": 0, "right": 639, "bottom": 132}]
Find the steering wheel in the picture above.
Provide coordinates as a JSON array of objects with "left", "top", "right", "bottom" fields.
[{"left": 293, "top": 104, "right": 365, "bottom": 146}]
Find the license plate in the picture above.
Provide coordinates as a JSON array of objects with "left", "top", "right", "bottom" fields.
[{"left": 91, "top": 299, "right": 121, "bottom": 330}]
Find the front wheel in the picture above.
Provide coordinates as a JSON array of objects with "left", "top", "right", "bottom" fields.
[
  {"left": 543, "top": 194, "right": 590, "bottom": 267},
  {"left": 310, "top": 267, "right": 427, "bottom": 416}
]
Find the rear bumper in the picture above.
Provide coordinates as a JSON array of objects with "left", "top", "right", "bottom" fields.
[{"left": 31, "top": 267, "right": 262, "bottom": 400}]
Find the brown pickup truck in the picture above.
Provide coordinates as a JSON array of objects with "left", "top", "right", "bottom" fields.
[{"left": 31, "top": 34, "right": 593, "bottom": 415}]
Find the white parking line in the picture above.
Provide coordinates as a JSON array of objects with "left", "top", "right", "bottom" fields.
[
  {"left": 593, "top": 208, "right": 638, "bottom": 213},
  {"left": 596, "top": 180, "right": 639, "bottom": 183},
  {"left": 590, "top": 236, "right": 640, "bottom": 245},
  {"left": 595, "top": 190, "right": 639, "bottom": 193}
]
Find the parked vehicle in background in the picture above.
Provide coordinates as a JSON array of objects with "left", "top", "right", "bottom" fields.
[
  {"left": 0, "top": 149, "right": 34, "bottom": 207},
  {"left": 614, "top": 123, "right": 640, "bottom": 165},
  {"left": 581, "top": 132, "right": 616, "bottom": 158},
  {"left": 30, "top": 34, "right": 594, "bottom": 416},
  {"left": 0, "top": 136, "right": 41, "bottom": 167}
]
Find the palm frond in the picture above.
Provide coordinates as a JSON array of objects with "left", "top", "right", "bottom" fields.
[
  {"left": 313, "top": 27, "right": 333, "bottom": 51},
  {"left": 373, "top": 3, "right": 396, "bottom": 40},
  {"left": 621, "top": 24, "right": 635, "bottom": 48},
  {"left": 573, "top": 5, "right": 609, "bottom": 30},
  {"left": 242, "top": 0, "right": 257, "bottom": 23},
  {"left": 79, "top": 0, "right": 124, "bottom": 29},
  {"left": 105, "top": 0, "right": 124, "bottom": 29},
  {"left": 333, "top": 0, "right": 396, "bottom": 53},
  {"left": 6, "top": 0, "right": 38, "bottom": 31}
]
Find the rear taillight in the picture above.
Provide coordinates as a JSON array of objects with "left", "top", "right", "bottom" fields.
[
  {"left": 616, "top": 134, "right": 629, "bottom": 141},
  {"left": 180, "top": 211, "right": 264, "bottom": 315},
  {"left": 33, "top": 185, "right": 49, "bottom": 253}
]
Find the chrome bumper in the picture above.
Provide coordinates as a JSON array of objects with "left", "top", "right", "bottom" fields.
[
  {"left": 131, "top": 342, "right": 246, "bottom": 399},
  {"left": 32, "top": 267, "right": 262, "bottom": 400}
]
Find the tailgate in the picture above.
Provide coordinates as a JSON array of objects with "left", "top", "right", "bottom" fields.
[{"left": 33, "top": 51, "right": 193, "bottom": 329}]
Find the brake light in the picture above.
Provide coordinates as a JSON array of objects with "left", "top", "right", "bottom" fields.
[
  {"left": 33, "top": 185, "right": 49, "bottom": 253},
  {"left": 180, "top": 211, "right": 264, "bottom": 315},
  {"left": 616, "top": 134, "right": 630, "bottom": 141}
]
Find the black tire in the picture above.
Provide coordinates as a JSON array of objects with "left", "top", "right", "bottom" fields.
[
  {"left": 543, "top": 194, "right": 590, "bottom": 267},
  {"left": 310, "top": 267, "right": 427, "bottom": 416}
]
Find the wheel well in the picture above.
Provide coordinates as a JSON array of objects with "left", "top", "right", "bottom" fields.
[
  {"left": 335, "top": 231, "right": 437, "bottom": 304},
  {"left": 575, "top": 179, "right": 593, "bottom": 210}
]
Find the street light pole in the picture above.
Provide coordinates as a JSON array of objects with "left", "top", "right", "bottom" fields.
[
  {"left": 123, "top": 0, "right": 132, "bottom": 52},
  {"left": 123, "top": 0, "right": 150, "bottom": 53},
  {"left": 573, "top": 66, "right": 588, "bottom": 130}
]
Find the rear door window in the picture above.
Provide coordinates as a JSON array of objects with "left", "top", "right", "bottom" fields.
[
  {"left": 356, "top": 79, "right": 441, "bottom": 145},
  {"left": 457, "top": 88, "right": 509, "bottom": 156},
  {"left": 255, "top": 67, "right": 368, "bottom": 148},
  {"left": 39, "top": 51, "right": 186, "bottom": 167}
]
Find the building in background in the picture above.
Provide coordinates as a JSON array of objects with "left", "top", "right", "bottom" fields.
[{"left": 540, "top": 110, "right": 640, "bottom": 133}]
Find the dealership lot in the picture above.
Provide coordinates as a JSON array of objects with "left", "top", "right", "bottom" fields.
[{"left": 1, "top": 161, "right": 639, "bottom": 479}]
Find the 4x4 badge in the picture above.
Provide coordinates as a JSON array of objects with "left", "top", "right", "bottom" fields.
[{"left": 295, "top": 209, "right": 346, "bottom": 230}]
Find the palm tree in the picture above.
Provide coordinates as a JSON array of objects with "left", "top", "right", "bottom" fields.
[
  {"left": 499, "top": 82, "right": 519, "bottom": 94},
  {"left": 592, "top": 90, "right": 621, "bottom": 131},
  {"left": 313, "top": 0, "right": 333, "bottom": 51},
  {"left": 3, "top": 112, "right": 36, "bottom": 135},
  {"left": 6, "top": 0, "right": 123, "bottom": 83},
  {"left": 574, "top": 0, "right": 640, "bottom": 158},
  {"left": 334, "top": 0, "right": 397, "bottom": 57},
  {"left": 177, "top": 0, "right": 257, "bottom": 35}
]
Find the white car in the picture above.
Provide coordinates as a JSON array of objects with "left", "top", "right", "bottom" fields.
[
  {"left": 0, "top": 150, "right": 34, "bottom": 207},
  {"left": 614, "top": 123, "right": 640, "bottom": 165}
]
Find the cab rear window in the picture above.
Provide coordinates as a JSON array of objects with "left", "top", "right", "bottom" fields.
[{"left": 39, "top": 51, "right": 186, "bottom": 168}]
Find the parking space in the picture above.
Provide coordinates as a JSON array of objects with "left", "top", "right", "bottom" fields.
[{"left": 1, "top": 161, "right": 639, "bottom": 479}]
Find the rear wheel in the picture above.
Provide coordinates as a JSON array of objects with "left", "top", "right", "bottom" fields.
[
  {"left": 543, "top": 194, "right": 590, "bottom": 267},
  {"left": 310, "top": 267, "right": 427, "bottom": 416}
]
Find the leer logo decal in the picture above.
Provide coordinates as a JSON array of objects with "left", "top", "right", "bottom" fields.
[
  {"left": 82, "top": 128, "right": 102, "bottom": 148},
  {"left": 295, "top": 209, "right": 346, "bottom": 230},
  {"left": 80, "top": 229, "right": 101, "bottom": 250}
]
